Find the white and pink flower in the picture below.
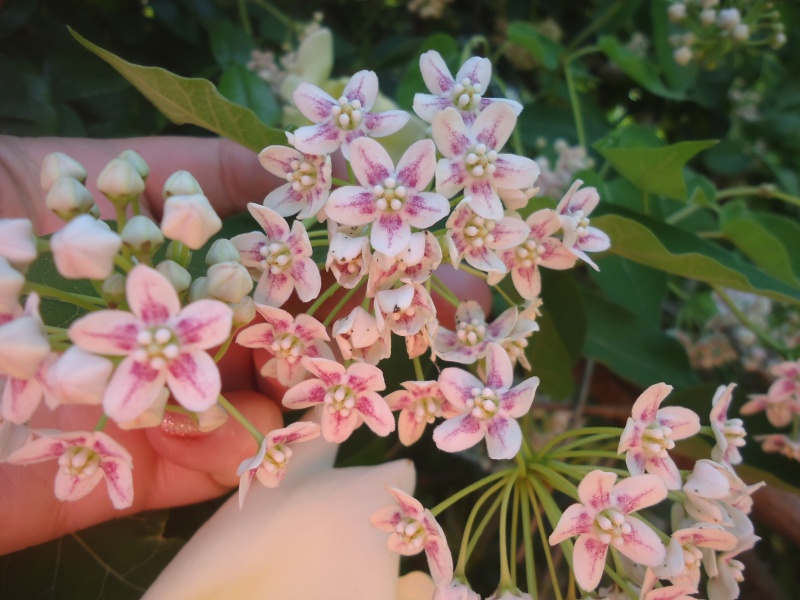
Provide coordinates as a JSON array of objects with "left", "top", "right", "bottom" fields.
[
  {"left": 709, "top": 383, "right": 746, "bottom": 466},
  {"left": 69, "top": 265, "right": 233, "bottom": 423},
  {"left": 385, "top": 380, "right": 459, "bottom": 446},
  {"left": 433, "top": 301, "right": 517, "bottom": 365},
  {"left": 556, "top": 180, "right": 610, "bottom": 270},
  {"left": 366, "top": 231, "right": 442, "bottom": 297},
  {"left": 375, "top": 283, "right": 437, "bottom": 338},
  {"left": 326, "top": 229, "right": 371, "bottom": 289},
  {"left": 258, "top": 146, "right": 332, "bottom": 219},
  {"left": 332, "top": 306, "right": 392, "bottom": 365}
]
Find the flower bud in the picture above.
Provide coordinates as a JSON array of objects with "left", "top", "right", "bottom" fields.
[
  {"left": 0, "top": 219, "right": 37, "bottom": 270},
  {"left": 205, "top": 238, "right": 241, "bottom": 265},
  {"left": 46, "top": 347, "right": 113, "bottom": 407},
  {"left": 40, "top": 152, "right": 87, "bottom": 192},
  {"left": 50, "top": 215, "right": 122, "bottom": 280},
  {"left": 700, "top": 9, "right": 716, "bottom": 26},
  {"left": 667, "top": 3, "right": 686, "bottom": 23},
  {"left": 121, "top": 215, "right": 165, "bottom": 255},
  {"left": 101, "top": 273, "right": 127, "bottom": 307},
  {"left": 0, "top": 257, "right": 24, "bottom": 316},
  {"left": 117, "top": 149, "right": 150, "bottom": 180},
  {"left": 160, "top": 194, "right": 222, "bottom": 250},
  {"left": 46, "top": 177, "right": 96, "bottom": 221},
  {"left": 732, "top": 23, "right": 749, "bottom": 42},
  {"left": 673, "top": 46, "right": 693, "bottom": 66},
  {"left": 770, "top": 31, "right": 787, "bottom": 49},
  {"left": 155, "top": 260, "right": 192, "bottom": 294},
  {"left": 207, "top": 261, "right": 253, "bottom": 303},
  {"left": 96, "top": 158, "right": 145, "bottom": 206},
  {"left": 197, "top": 403, "right": 228, "bottom": 433},
  {"left": 0, "top": 315, "right": 50, "bottom": 380},
  {"left": 231, "top": 295, "right": 256, "bottom": 328},
  {"left": 717, "top": 8, "right": 740, "bottom": 30},
  {"left": 187, "top": 276, "right": 210, "bottom": 302},
  {"left": 163, "top": 170, "right": 203, "bottom": 199}
]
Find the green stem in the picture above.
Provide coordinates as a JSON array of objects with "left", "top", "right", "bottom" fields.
[
  {"left": 716, "top": 184, "right": 800, "bottom": 208},
  {"left": 530, "top": 463, "right": 580, "bottom": 500},
  {"left": 213, "top": 329, "right": 237, "bottom": 363},
  {"left": 114, "top": 254, "right": 135, "bottom": 273},
  {"left": 114, "top": 204, "right": 128, "bottom": 235},
  {"left": 431, "top": 468, "right": 513, "bottom": 516},
  {"left": 563, "top": 62, "right": 586, "bottom": 149},
  {"left": 307, "top": 229, "right": 330, "bottom": 238},
  {"left": 510, "top": 482, "right": 521, "bottom": 585},
  {"left": 520, "top": 483, "right": 537, "bottom": 599},
  {"left": 94, "top": 414, "right": 109, "bottom": 432},
  {"left": 454, "top": 478, "right": 508, "bottom": 574},
  {"left": 713, "top": 285, "right": 788, "bottom": 355},
  {"left": 238, "top": 0, "right": 253, "bottom": 35},
  {"left": 247, "top": 0, "right": 293, "bottom": 27},
  {"left": 565, "top": 44, "right": 601, "bottom": 62},
  {"left": 24, "top": 282, "right": 104, "bottom": 312},
  {"left": 430, "top": 274, "right": 462, "bottom": 308},
  {"left": 567, "top": 1, "right": 624, "bottom": 51},
  {"left": 413, "top": 356, "right": 425, "bottom": 381},
  {"left": 536, "top": 427, "right": 622, "bottom": 458},
  {"left": 527, "top": 480, "right": 564, "bottom": 600},
  {"left": 323, "top": 280, "right": 364, "bottom": 327},
  {"left": 306, "top": 282, "right": 342, "bottom": 317},
  {"left": 607, "top": 547, "right": 638, "bottom": 597},
  {"left": 665, "top": 203, "right": 702, "bottom": 225},
  {"left": 310, "top": 239, "right": 329, "bottom": 248},
  {"left": 466, "top": 493, "right": 504, "bottom": 560},
  {"left": 550, "top": 449, "right": 622, "bottom": 460},
  {"left": 549, "top": 433, "right": 621, "bottom": 455},
  {"left": 217, "top": 394, "right": 264, "bottom": 445},
  {"left": 498, "top": 477, "right": 516, "bottom": 586},
  {"left": 494, "top": 283, "right": 517, "bottom": 307}
]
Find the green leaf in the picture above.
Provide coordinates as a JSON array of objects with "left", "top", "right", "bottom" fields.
[
  {"left": 218, "top": 65, "right": 280, "bottom": 127},
  {"left": 598, "top": 35, "right": 685, "bottom": 100},
  {"left": 0, "top": 56, "right": 57, "bottom": 135},
  {"left": 69, "top": 28, "right": 284, "bottom": 152},
  {"left": 650, "top": 0, "right": 698, "bottom": 93},
  {"left": 506, "top": 21, "right": 563, "bottom": 71},
  {"left": 0, "top": 511, "right": 183, "bottom": 600},
  {"left": 580, "top": 288, "right": 697, "bottom": 388},
  {"left": 593, "top": 212, "right": 800, "bottom": 305},
  {"left": 210, "top": 21, "right": 254, "bottom": 68},
  {"left": 589, "top": 255, "right": 668, "bottom": 324},
  {"left": 595, "top": 133, "right": 718, "bottom": 201}
]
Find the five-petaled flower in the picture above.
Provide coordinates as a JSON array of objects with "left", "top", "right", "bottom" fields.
[
  {"left": 69, "top": 265, "right": 233, "bottom": 423},
  {"left": 548, "top": 470, "right": 667, "bottom": 592},
  {"left": 385, "top": 380, "right": 459, "bottom": 446},
  {"left": 432, "top": 342, "right": 538, "bottom": 459},
  {"left": 370, "top": 485, "right": 453, "bottom": 585},
  {"left": 555, "top": 180, "right": 610, "bottom": 270},
  {"left": 258, "top": 146, "right": 332, "bottom": 219},
  {"left": 432, "top": 301, "right": 517, "bottom": 365},
  {"left": 282, "top": 357, "right": 394, "bottom": 442},
  {"left": 709, "top": 383, "right": 746, "bottom": 466},
  {"left": 9, "top": 430, "right": 134, "bottom": 509}
]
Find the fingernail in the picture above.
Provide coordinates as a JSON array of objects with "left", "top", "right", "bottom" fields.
[{"left": 160, "top": 411, "right": 207, "bottom": 438}]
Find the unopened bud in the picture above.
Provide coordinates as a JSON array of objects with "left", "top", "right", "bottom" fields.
[
  {"left": 155, "top": 260, "right": 192, "bottom": 294},
  {"left": 117, "top": 149, "right": 150, "bottom": 180},
  {"left": 46, "top": 346, "right": 113, "bottom": 407},
  {"left": 207, "top": 261, "right": 253, "bottom": 303},
  {"left": 700, "top": 9, "right": 716, "bottom": 26},
  {"left": 231, "top": 295, "right": 256, "bottom": 327},
  {"left": 40, "top": 152, "right": 87, "bottom": 192},
  {"left": 673, "top": 46, "right": 693, "bottom": 66},
  {"left": 668, "top": 3, "right": 686, "bottom": 23},
  {"left": 0, "top": 219, "right": 37, "bottom": 270},
  {"left": 205, "top": 238, "right": 241, "bottom": 265},
  {"left": 160, "top": 194, "right": 222, "bottom": 250},
  {"left": 770, "top": 31, "right": 787, "bottom": 49},
  {"left": 101, "top": 273, "right": 127, "bottom": 307},
  {"left": 97, "top": 158, "right": 145, "bottom": 206},
  {"left": 732, "top": 23, "right": 749, "bottom": 42},
  {"left": 121, "top": 215, "right": 164, "bottom": 255},
  {"left": 717, "top": 8, "right": 740, "bottom": 30},
  {"left": 46, "top": 177, "right": 95, "bottom": 221},
  {"left": 0, "top": 313, "right": 50, "bottom": 380},
  {"left": 163, "top": 170, "right": 203, "bottom": 199},
  {"left": 0, "top": 257, "right": 24, "bottom": 315},
  {"left": 187, "top": 276, "right": 210, "bottom": 302},
  {"left": 50, "top": 215, "right": 121, "bottom": 280}
]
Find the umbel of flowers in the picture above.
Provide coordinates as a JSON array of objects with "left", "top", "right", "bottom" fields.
[{"left": 0, "top": 47, "right": 763, "bottom": 600}]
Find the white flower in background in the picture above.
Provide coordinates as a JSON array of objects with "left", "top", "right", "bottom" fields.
[{"left": 51, "top": 215, "right": 122, "bottom": 280}]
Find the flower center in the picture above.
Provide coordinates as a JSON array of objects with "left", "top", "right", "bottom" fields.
[
  {"left": 262, "top": 443, "right": 293, "bottom": 474},
  {"left": 721, "top": 418, "right": 747, "bottom": 447},
  {"left": 466, "top": 386, "right": 499, "bottom": 419},
  {"left": 505, "top": 337, "right": 529, "bottom": 361},
  {"left": 373, "top": 177, "right": 407, "bottom": 213},
  {"left": 571, "top": 210, "right": 591, "bottom": 233},
  {"left": 463, "top": 215, "right": 497, "bottom": 248},
  {"left": 641, "top": 423, "right": 676, "bottom": 458},
  {"left": 331, "top": 96, "right": 363, "bottom": 130},
  {"left": 58, "top": 446, "right": 101, "bottom": 479},
  {"left": 451, "top": 77, "right": 483, "bottom": 111},
  {"left": 594, "top": 509, "right": 631, "bottom": 546},
  {"left": 394, "top": 516, "right": 427, "bottom": 549},
  {"left": 259, "top": 241, "right": 292, "bottom": 274},
  {"left": 270, "top": 333, "right": 304, "bottom": 363},
  {"left": 456, "top": 319, "right": 486, "bottom": 346},
  {"left": 413, "top": 395, "right": 444, "bottom": 424},
  {"left": 285, "top": 159, "right": 318, "bottom": 191},
  {"left": 337, "top": 254, "right": 365, "bottom": 275},
  {"left": 515, "top": 238, "right": 545, "bottom": 268},
  {"left": 464, "top": 144, "right": 497, "bottom": 178},
  {"left": 133, "top": 326, "right": 180, "bottom": 370},
  {"left": 681, "top": 543, "right": 704, "bottom": 569},
  {"left": 324, "top": 383, "right": 357, "bottom": 417}
]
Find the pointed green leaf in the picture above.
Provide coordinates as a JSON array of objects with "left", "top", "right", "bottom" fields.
[
  {"left": 507, "top": 21, "right": 564, "bottom": 71},
  {"left": 218, "top": 65, "right": 280, "bottom": 127},
  {"left": 589, "top": 255, "right": 668, "bottom": 324},
  {"left": 593, "top": 212, "right": 800, "bottom": 305},
  {"left": 69, "top": 28, "right": 285, "bottom": 152},
  {"left": 598, "top": 35, "right": 685, "bottom": 100}
]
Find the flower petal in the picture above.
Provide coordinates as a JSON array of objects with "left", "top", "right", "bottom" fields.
[
  {"left": 500, "top": 377, "right": 539, "bottom": 418},
  {"left": 484, "top": 342, "right": 513, "bottom": 390},
  {"left": 432, "top": 412, "right": 485, "bottom": 453},
  {"left": 485, "top": 414, "right": 522, "bottom": 459},
  {"left": 618, "top": 515, "right": 666, "bottom": 566},
  {"left": 103, "top": 357, "right": 166, "bottom": 422},
  {"left": 127, "top": 265, "right": 180, "bottom": 325},
  {"left": 101, "top": 456, "right": 134, "bottom": 509},
  {"left": 282, "top": 378, "right": 327, "bottom": 409},
  {"left": 631, "top": 383, "right": 673, "bottom": 424},
  {"left": 612, "top": 473, "right": 668, "bottom": 513},
  {"left": 292, "top": 82, "right": 337, "bottom": 122},
  {"left": 343, "top": 70, "right": 378, "bottom": 111},
  {"left": 438, "top": 367, "right": 484, "bottom": 409},
  {"left": 166, "top": 351, "right": 221, "bottom": 413},
  {"left": 349, "top": 137, "right": 394, "bottom": 187},
  {"left": 363, "top": 111, "right": 410, "bottom": 138},
  {"left": 326, "top": 187, "right": 379, "bottom": 226},
  {"left": 69, "top": 310, "right": 141, "bottom": 355},
  {"left": 471, "top": 103, "right": 516, "bottom": 150},
  {"left": 493, "top": 154, "right": 539, "bottom": 190},
  {"left": 548, "top": 503, "right": 594, "bottom": 545},
  {"left": 578, "top": 470, "right": 616, "bottom": 511},
  {"left": 356, "top": 392, "right": 395, "bottom": 437},
  {"left": 419, "top": 51, "right": 455, "bottom": 95},
  {"left": 432, "top": 108, "right": 471, "bottom": 159},
  {"left": 55, "top": 466, "right": 104, "bottom": 502},
  {"left": 173, "top": 300, "right": 233, "bottom": 351},
  {"left": 572, "top": 533, "right": 608, "bottom": 591}
]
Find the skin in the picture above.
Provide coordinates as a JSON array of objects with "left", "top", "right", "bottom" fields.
[{"left": 0, "top": 135, "right": 489, "bottom": 555}]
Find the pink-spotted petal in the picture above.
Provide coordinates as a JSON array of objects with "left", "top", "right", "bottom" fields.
[
  {"left": 465, "top": 180, "right": 503, "bottom": 221},
  {"left": 485, "top": 414, "right": 522, "bottom": 459},
  {"left": 493, "top": 154, "right": 539, "bottom": 190},
  {"left": 292, "top": 82, "right": 337, "bottom": 122},
  {"left": 420, "top": 51, "right": 455, "bottom": 95},
  {"left": 362, "top": 111, "right": 410, "bottom": 138},
  {"left": 1, "top": 376, "right": 43, "bottom": 424},
  {"left": 126, "top": 265, "right": 180, "bottom": 325},
  {"left": 103, "top": 357, "right": 166, "bottom": 422},
  {"left": 625, "top": 448, "right": 647, "bottom": 476},
  {"left": 645, "top": 455, "right": 682, "bottom": 491},
  {"left": 632, "top": 383, "right": 673, "bottom": 424},
  {"left": 527, "top": 209, "right": 562, "bottom": 239},
  {"left": 347, "top": 362, "right": 386, "bottom": 393},
  {"left": 438, "top": 367, "right": 484, "bottom": 409},
  {"left": 101, "top": 456, "right": 134, "bottom": 509},
  {"left": 55, "top": 467, "right": 104, "bottom": 502},
  {"left": 396, "top": 139, "right": 437, "bottom": 190},
  {"left": 342, "top": 70, "right": 378, "bottom": 111},
  {"left": 500, "top": 377, "right": 539, "bottom": 418},
  {"left": 578, "top": 470, "right": 616, "bottom": 511},
  {"left": 435, "top": 159, "right": 467, "bottom": 199},
  {"left": 236, "top": 323, "right": 277, "bottom": 348},
  {"left": 387, "top": 485, "right": 425, "bottom": 519},
  {"left": 404, "top": 192, "right": 450, "bottom": 229},
  {"left": 326, "top": 187, "right": 379, "bottom": 226},
  {"left": 432, "top": 108, "right": 471, "bottom": 158},
  {"left": 548, "top": 503, "right": 594, "bottom": 544},
  {"left": 68, "top": 311, "right": 142, "bottom": 356},
  {"left": 321, "top": 407, "right": 360, "bottom": 443},
  {"left": 372, "top": 212, "right": 410, "bottom": 257},
  {"left": 424, "top": 535, "right": 454, "bottom": 585},
  {"left": 7, "top": 435, "right": 69, "bottom": 464},
  {"left": 231, "top": 231, "right": 267, "bottom": 267},
  {"left": 433, "top": 412, "right": 485, "bottom": 453},
  {"left": 370, "top": 505, "right": 404, "bottom": 532},
  {"left": 356, "top": 392, "right": 395, "bottom": 436},
  {"left": 577, "top": 228, "right": 610, "bottom": 253},
  {"left": 484, "top": 342, "right": 514, "bottom": 390},
  {"left": 166, "top": 350, "right": 221, "bottom": 413},
  {"left": 657, "top": 406, "right": 701, "bottom": 440},
  {"left": 253, "top": 271, "right": 293, "bottom": 308},
  {"left": 282, "top": 378, "right": 327, "bottom": 409},
  {"left": 612, "top": 473, "right": 668, "bottom": 513},
  {"left": 301, "top": 357, "right": 346, "bottom": 386},
  {"left": 291, "top": 257, "right": 322, "bottom": 302},
  {"left": 464, "top": 244, "right": 507, "bottom": 274},
  {"left": 618, "top": 515, "right": 666, "bottom": 566},
  {"left": 349, "top": 137, "right": 394, "bottom": 187},
  {"left": 572, "top": 533, "right": 609, "bottom": 591},
  {"left": 455, "top": 56, "right": 491, "bottom": 89},
  {"left": 289, "top": 122, "right": 344, "bottom": 157},
  {"left": 472, "top": 103, "right": 516, "bottom": 150},
  {"left": 412, "top": 94, "right": 453, "bottom": 124},
  {"left": 566, "top": 186, "right": 600, "bottom": 216},
  {"left": 511, "top": 264, "right": 542, "bottom": 300},
  {"left": 490, "top": 215, "right": 531, "bottom": 249},
  {"left": 397, "top": 410, "right": 427, "bottom": 446},
  {"left": 266, "top": 420, "right": 321, "bottom": 446},
  {"left": 258, "top": 145, "right": 303, "bottom": 177},
  {"left": 248, "top": 203, "right": 290, "bottom": 241},
  {"left": 173, "top": 300, "right": 233, "bottom": 350},
  {"left": 263, "top": 183, "right": 307, "bottom": 217}
]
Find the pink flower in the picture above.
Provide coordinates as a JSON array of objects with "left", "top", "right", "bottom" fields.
[
  {"left": 8, "top": 430, "right": 133, "bottom": 508},
  {"left": 548, "top": 470, "right": 667, "bottom": 592},
  {"left": 432, "top": 301, "right": 517, "bottom": 365},
  {"left": 288, "top": 70, "right": 409, "bottom": 159},
  {"left": 237, "top": 421, "right": 321, "bottom": 507},
  {"left": 326, "top": 138, "right": 449, "bottom": 257},
  {"left": 332, "top": 306, "right": 392, "bottom": 365},
  {"left": 755, "top": 433, "right": 800, "bottom": 461},
  {"left": 0, "top": 218, "right": 37, "bottom": 270},
  {"left": 69, "top": 265, "right": 233, "bottom": 423},
  {"left": 654, "top": 524, "right": 737, "bottom": 587},
  {"left": 326, "top": 229, "right": 371, "bottom": 289},
  {"left": 709, "top": 383, "right": 746, "bottom": 466},
  {"left": 445, "top": 200, "right": 530, "bottom": 274},
  {"left": 385, "top": 380, "right": 459, "bottom": 446},
  {"left": 556, "top": 180, "right": 610, "bottom": 270},
  {"left": 258, "top": 146, "right": 332, "bottom": 219},
  {"left": 371, "top": 486, "right": 453, "bottom": 584},
  {"left": 413, "top": 51, "right": 522, "bottom": 126},
  {"left": 282, "top": 357, "right": 394, "bottom": 442},
  {"left": 618, "top": 383, "right": 700, "bottom": 490},
  {"left": 488, "top": 208, "right": 577, "bottom": 300},
  {"left": 232, "top": 203, "right": 321, "bottom": 307},
  {"left": 236, "top": 304, "right": 334, "bottom": 387},
  {"left": 433, "top": 342, "right": 538, "bottom": 459},
  {"left": 432, "top": 104, "right": 539, "bottom": 220},
  {"left": 375, "top": 283, "right": 437, "bottom": 337},
  {"left": 740, "top": 391, "right": 800, "bottom": 428},
  {"left": 366, "top": 231, "right": 442, "bottom": 297}
]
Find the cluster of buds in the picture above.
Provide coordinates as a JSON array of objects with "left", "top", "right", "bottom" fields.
[
  {"left": 534, "top": 139, "right": 595, "bottom": 199},
  {"left": 667, "top": 0, "right": 787, "bottom": 68}
]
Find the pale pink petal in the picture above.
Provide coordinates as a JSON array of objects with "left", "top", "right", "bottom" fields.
[
  {"left": 2, "top": 376, "right": 43, "bottom": 424},
  {"left": 539, "top": 239, "right": 578, "bottom": 269},
  {"left": 258, "top": 145, "right": 303, "bottom": 177},
  {"left": 349, "top": 137, "right": 394, "bottom": 187},
  {"left": 484, "top": 342, "right": 513, "bottom": 390},
  {"left": 342, "top": 70, "right": 378, "bottom": 111},
  {"left": 435, "top": 159, "right": 467, "bottom": 199},
  {"left": 433, "top": 412, "right": 485, "bottom": 453},
  {"left": 566, "top": 186, "right": 600, "bottom": 215},
  {"left": 356, "top": 392, "right": 395, "bottom": 436},
  {"left": 625, "top": 448, "right": 647, "bottom": 476},
  {"left": 263, "top": 183, "right": 307, "bottom": 217},
  {"left": 166, "top": 351, "right": 221, "bottom": 412},
  {"left": 511, "top": 264, "right": 542, "bottom": 300},
  {"left": 618, "top": 515, "right": 666, "bottom": 566},
  {"left": 247, "top": 203, "right": 290, "bottom": 241},
  {"left": 326, "top": 187, "right": 379, "bottom": 226},
  {"left": 236, "top": 323, "right": 277, "bottom": 348},
  {"left": 612, "top": 473, "right": 668, "bottom": 513},
  {"left": 486, "top": 306, "right": 518, "bottom": 339},
  {"left": 321, "top": 407, "right": 360, "bottom": 442},
  {"left": 387, "top": 485, "right": 425, "bottom": 519},
  {"left": 673, "top": 526, "right": 737, "bottom": 551},
  {"left": 472, "top": 103, "right": 516, "bottom": 150},
  {"left": 431, "top": 108, "right": 471, "bottom": 158},
  {"left": 645, "top": 455, "right": 683, "bottom": 491},
  {"left": 231, "top": 231, "right": 267, "bottom": 267},
  {"left": 527, "top": 209, "right": 562, "bottom": 238},
  {"left": 172, "top": 300, "right": 233, "bottom": 350},
  {"left": 126, "top": 266, "right": 181, "bottom": 325},
  {"left": 370, "top": 505, "right": 404, "bottom": 532},
  {"left": 572, "top": 533, "right": 608, "bottom": 591},
  {"left": 266, "top": 421, "right": 321, "bottom": 446},
  {"left": 577, "top": 228, "right": 610, "bottom": 253},
  {"left": 438, "top": 368, "right": 484, "bottom": 409},
  {"left": 464, "top": 244, "right": 506, "bottom": 273},
  {"left": 632, "top": 383, "right": 673, "bottom": 424},
  {"left": 500, "top": 377, "right": 539, "bottom": 418},
  {"left": 101, "top": 456, "right": 134, "bottom": 509},
  {"left": 238, "top": 468, "right": 257, "bottom": 509},
  {"left": 301, "top": 357, "right": 345, "bottom": 386},
  {"left": 404, "top": 192, "right": 450, "bottom": 228},
  {"left": 290, "top": 257, "right": 322, "bottom": 302},
  {"left": 424, "top": 536, "right": 454, "bottom": 585},
  {"left": 578, "top": 470, "right": 616, "bottom": 511},
  {"left": 657, "top": 406, "right": 701, "bottom": 440},
  {"left": 7, "top": 435, "right": 69, "bottom": 464},
  {"left": 289, "top": 122, "right": 344, "bottom": 156},
  {"left": 372, "top": 212, "right": 411, "bottom": 256},
  {"left": 292, "top": 82, "right": 337, "bottom": 122},
  {"left": 68, "top": 311, "right": 142, "bottom": 355},
  {"left": 103, "top": 357, "right": 166, "bottom": 422},
  {"left": 465, "top": 180, "right": 503, "bottom": 221},
  {"left": 490, "top": 215, "right": 532, "bottom": 249},
  {"left": 362, "top": 111, "right": 410, "bottom": 138},
  {"left": 455, "top": 56, "right": 491, "bottom": 89},
  {"left": 493, "top": 155, "right": 539, "bottom": 190},
  {"left": 281, "top": 378, "right": 327, "bottom": 409},
  {"left": 55, "top": 467, "right": 104, "bottom": 502},
  {"left": 397, "top": 410, "right": 427, "bottom": 446},
  {"left": 548, "top": 503, "right": 593, "bottom": 544},
  {"left": 412, "top": 94, "right": 453, "bottom": 124},
  {"left": 346, "top": 362, "right": 386, "bottom": 393},
  {"left": 253, "top": 271, "right": 293, "bottom": 308},
  {"left": 396, "top": 139, "right": 437, "bottom": 190},
  {"left": 420, "top": 51, "right": 455, "bottom": 95},
  {"left": 485, "top": 414, "right": 522, "bottom": 459}
]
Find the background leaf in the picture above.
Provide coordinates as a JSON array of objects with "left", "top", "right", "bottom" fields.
[
  {"left": 598, "top": 35, "right": 685, "bottom": 100},
  {"left": 506, "top": 21, "right": 563, "bottom": 71}
]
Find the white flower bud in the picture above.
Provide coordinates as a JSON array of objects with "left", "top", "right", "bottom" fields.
[
  {"left": 187, "top": 276, "right": 210, "bottom": 302},
  {"left": 46, "top": 346, "right": 113, "bottom": 407},
  {"left": 230, "top": 295, "right": 256, "bottom": 328},
  {"left": 207, "top": 261, "right": 253, "bottom": 303},
  {"left": 117, "top": 149, "right": 150, "bottom": 180},
  {"left": 717, "top": 8, "right": 741, "bottom": 30},
  {"left": 97, "top": 158, "right": 146, "bottom": 205},
  {"left": 101, "top": 273, "right": 127, "bottom": 307},
  {"left": 0, "top": 219, "right": 37, "bottom": 270},
  {"left": 668, "top": 3, "right": 687, "bottom": 23},
  {"left": 155, "top": 260, "right": 192, "bottom": 293},
  {"left": 770, "top": 32, "right": 787, "bottom": 49},
  {"left": 205, "top": 238, "right": 241, "bottom": 265},
  {"left": 50, "top": 215, "right": 122, "bottom": 280},
  {"left": 163, "top": 170, "right": 203, "bottom": 199},
  {"left": 0, "top": 315, "right": 50, "bottom": 380},
  {"left": 0, "top": 257, "right": 24, "bottom": 315},
  {"left": 700, "top": 8, "right": 717, "bottom": 26},
  {"left": 673, "top": 46, "right": 693, "bottom": 66},
  {"left": 121, "top": 215, "right": 164, "bottom": 254},
  {"left": 40, "top": 152, "right": 87, "bottom": 192},
  {"left": 160, "top": 194, "right": 222, "bottom": 250},
  {"left": 46, "top": 177, "right": 96, "bottom": 221},
  {"left": 732, "top": 23, "right": 750, "bottom": 42},
  {"left": 196, "top": 403, "right": 228, "bottom": 432}
]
